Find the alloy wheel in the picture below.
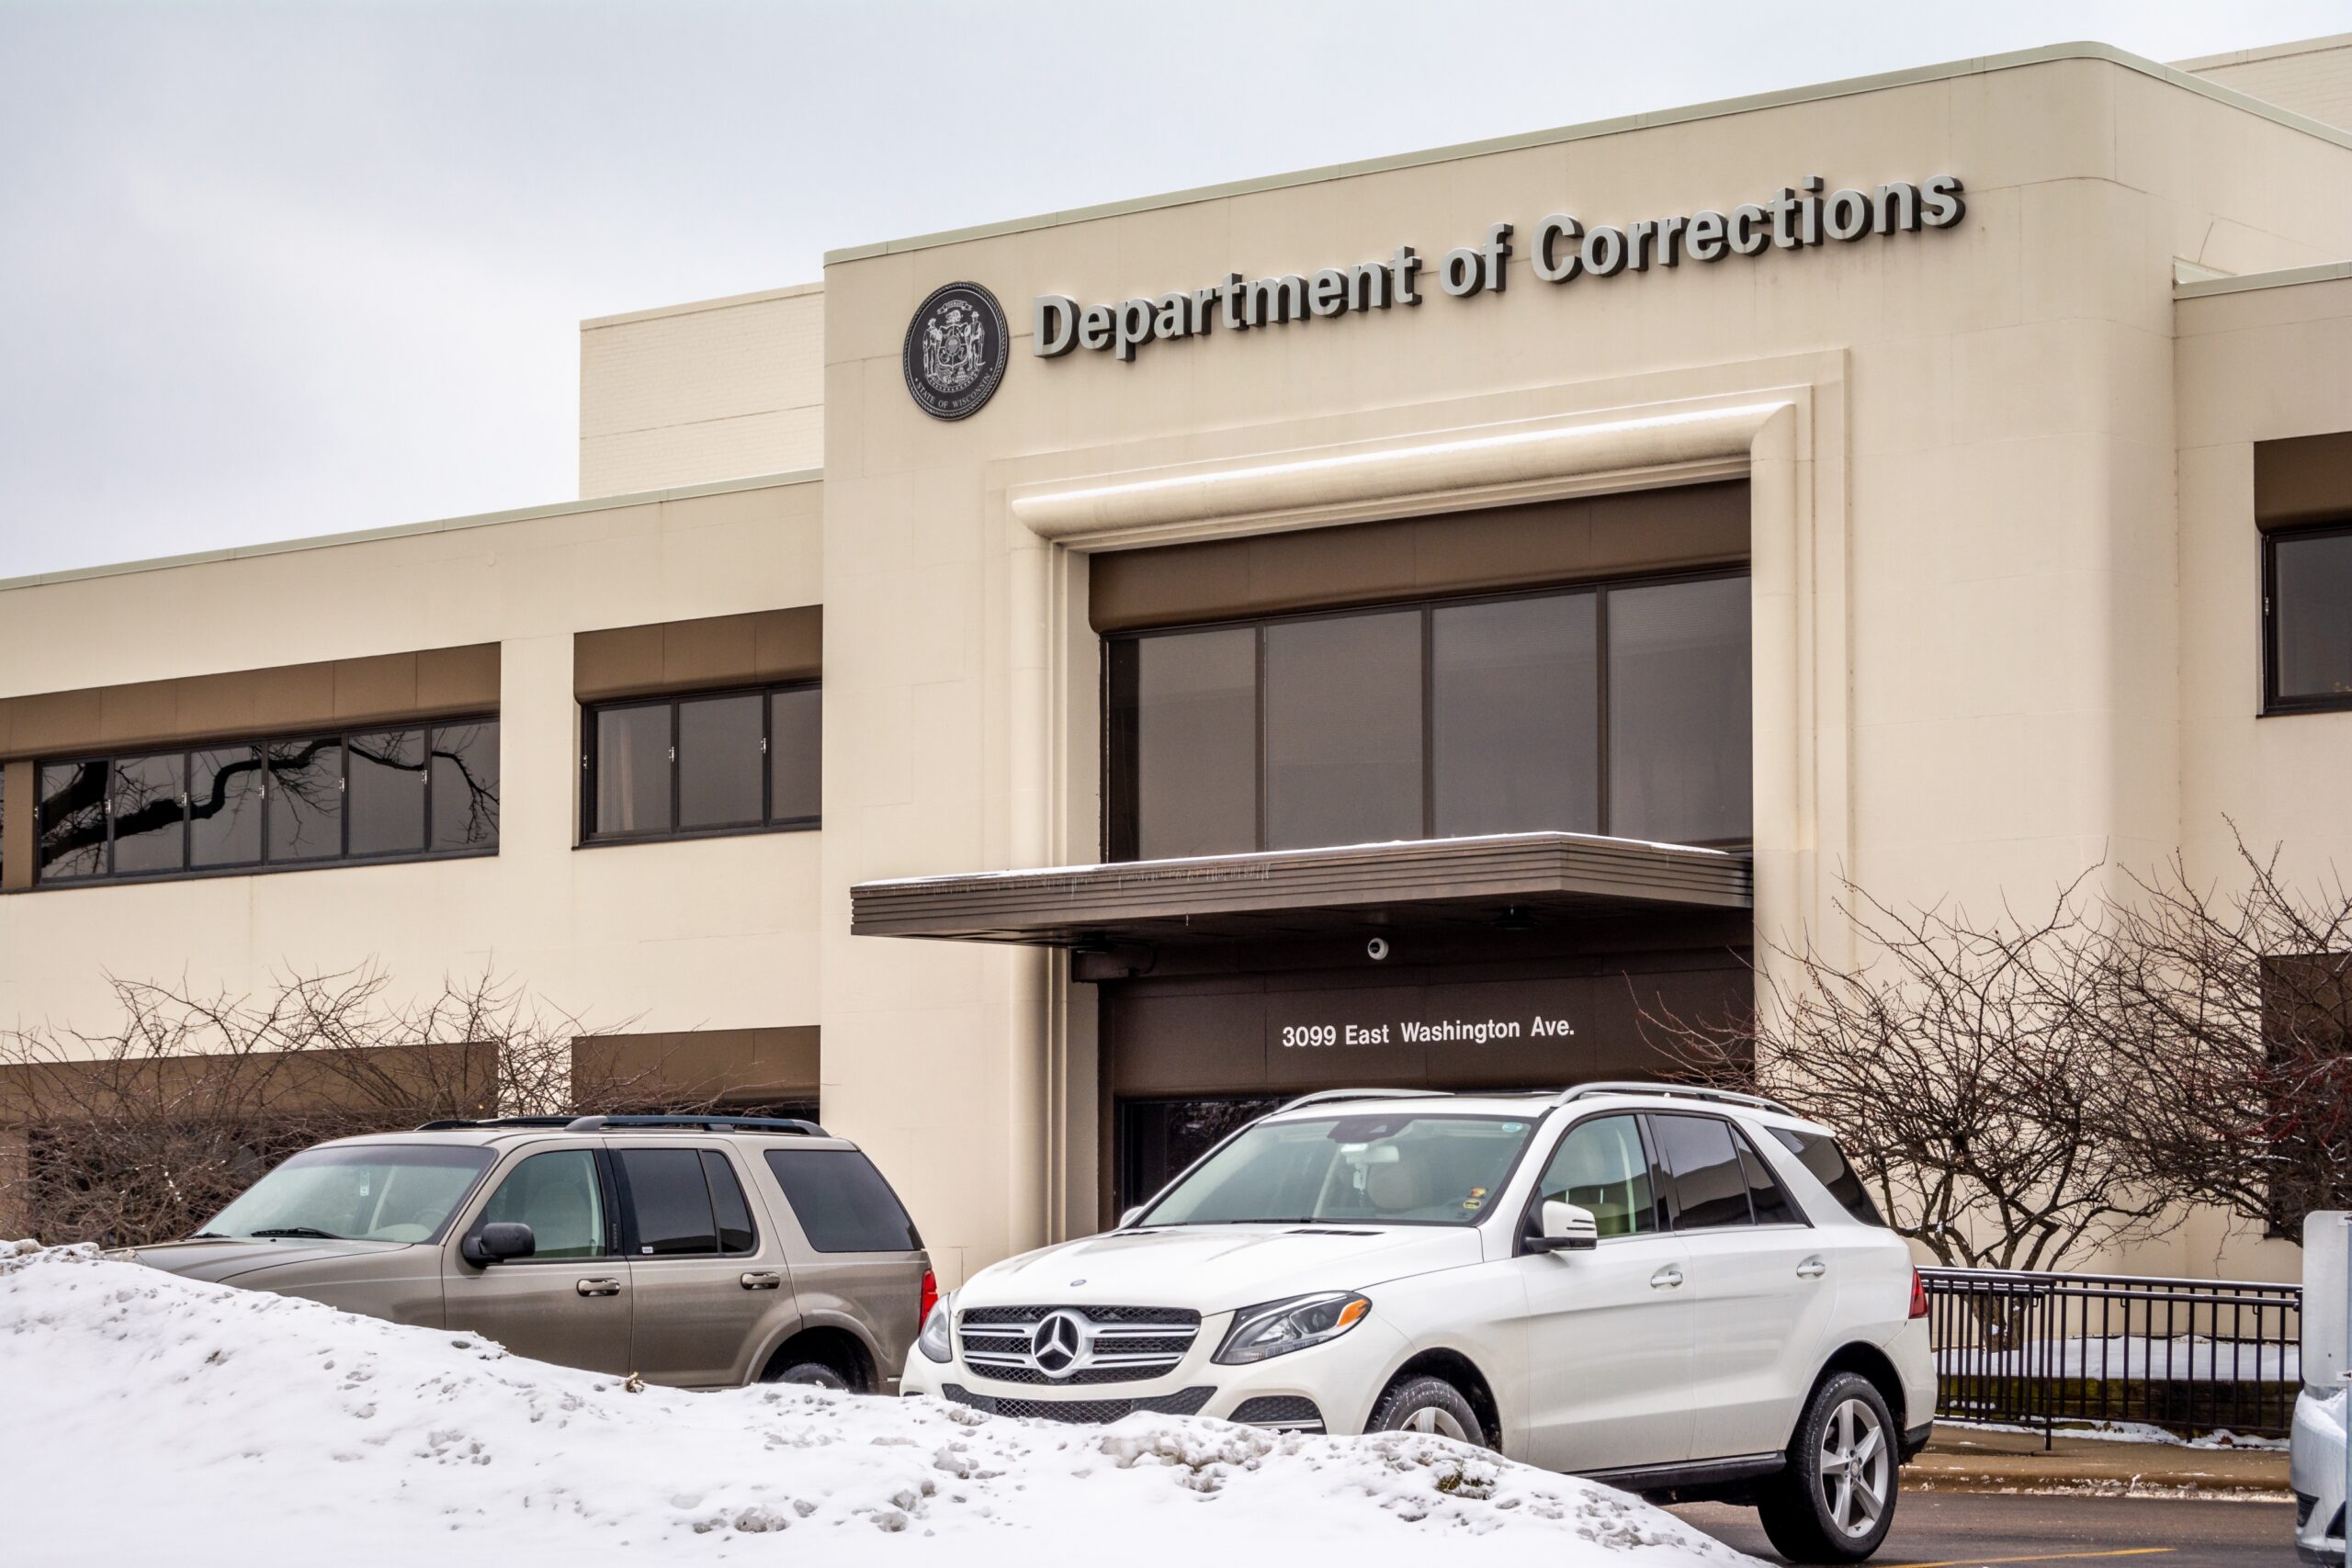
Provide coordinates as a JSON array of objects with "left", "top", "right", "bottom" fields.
[
  {"left": 1815, "top": 1395, "right": 1890, "bottom": 1539},
  {"left": 1401, "top": 1405, "right": 1469, "bottom": 1440}
]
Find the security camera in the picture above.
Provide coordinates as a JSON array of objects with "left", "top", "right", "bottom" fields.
[{"left": 1366, "top": 937, "right": 1391, "bottom": 962}]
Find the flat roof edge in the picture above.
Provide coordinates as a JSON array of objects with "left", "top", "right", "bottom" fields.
[
  {"left": 582, "top": 279, "right": 824, "bottom": 331},
  {"left": 2172, "top": 30, "right": 2352, "bottom": 73},
  {"left": 823, "top": 40, "right": 2352, "bottom": 266},
  {"left": 0, "top": 468, "right": 824, "bottom": 595},
  {"left": 2176, "top": 260, "right": 2352, "bottom": 299}
]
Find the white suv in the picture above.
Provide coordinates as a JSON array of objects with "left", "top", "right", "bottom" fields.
[{"left": 904, "top": 1084, "right": 1934, "bottom": 1563}]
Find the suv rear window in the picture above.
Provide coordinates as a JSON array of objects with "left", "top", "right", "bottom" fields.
[
  {"left": 764, "top": 1149, "right": 922, "bottom": 1253},
  {"left": 1768, "top": 1128, "right": 1885, "bottom": 1227}
]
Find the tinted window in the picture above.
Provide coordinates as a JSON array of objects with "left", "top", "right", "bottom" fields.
[
  {"left": 37, "top": 761, "right": 107, "bottom": 880},
  {"left": 1608, "top": 576, "right": 1751, "bottom": 843},
  {"left": 769, "top": 687, "right": 821, "bottom": 825},
  {"left": 480, "top": 1149, "right": 606, "bottom": 1259},
  {"left": 430, "top": 720, "right": 501, "bottom": 852},
  {"left": 1106, "top": 573, "right": 1750, "bottom": 863},
  {"left": 616, "top": 1147, "right": 718, "bottom": 1256},
  {"left": 1532, "top": 1115, "right": 1659, "bottom": 1238},
  {"left": 1734, "top": 1127, "right": 1801, "bottom": 1225},
  {"left": 677, "top": 693, "right": 763, "bottom": 830},
  {"left": 764, "top": 1148, "right": 922, "bottom": 1252},
  {"left": 189, "top": 745, "right": 264, "bottom": 867},
  {"left": 594, "top": 703, "right": 671, "bottom": 836},
  {"left": 1433, "top": 593, "right": 1599, "bottom": 837},
  {"left": 1652, "top": 1113, "right": 1753, "bottom": 1229},
  {"left": 265, "top": 736, "right": 343, "bottom": 862},
  {"left": 585, "top": 688, "right": 817, "bottom": 842},
  {"left": 2271, "top": 528, "right": 2352, "bottom": 706},
  {"left": 1769, "top": 1128, "right": 1886, "bottom": 1227},
  {"left": 108, "top": 753, "right": 187, "bottom": 875},
  {"left": 700, "top": 1150, "right": 758, "bottom": 1254},
  {"left": 348, "top": 729, "right": 426, "bottom": 857},
  {"left": 1264, "top": 611, "right": 1422, "bottom": 849},
  {"left": 1111, "top": 628, "right": 1258, "bottom": 861}
]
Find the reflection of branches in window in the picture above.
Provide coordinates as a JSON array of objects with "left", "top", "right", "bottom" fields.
[
  {"left": 107, "top": 757, "right": 185, "bottom": 851},
  {"left": 349, "top": 731, "right": 421, "bottom": 773},
  {"left": 38, "top": 762, "right": 107, "bottom": 872},
  {"left": 432, "top": 726, "right": 499, "bottom": 847},
  {"left": 190, "top": 749, "right": 265, "bottom": 828},
  {"left": 267, "top": 737, "right": 342, "bottom": 820}
]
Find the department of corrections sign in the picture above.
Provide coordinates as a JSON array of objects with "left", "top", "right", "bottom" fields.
[
  {"left": 1032, "top": 173, "right": 1965, "bottom": 366},
  {"left": 902, "top": 280, "right": 1010, "bottom": 420}
]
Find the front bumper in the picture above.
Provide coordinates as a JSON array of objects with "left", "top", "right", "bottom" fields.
[
  {"left": 901, "top": 1308, "right": 1409, "bottom": 1432},
  {"left": 2294, "top": 1388, "right": 2346, "bottom": 1565}
]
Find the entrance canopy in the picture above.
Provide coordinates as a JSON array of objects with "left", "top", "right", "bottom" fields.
[{"left": 848, "top": 831, "right": 1751, "bottom": 949}]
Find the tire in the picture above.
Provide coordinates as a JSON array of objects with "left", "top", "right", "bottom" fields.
[
  {"left": 1367, "top": 1374, "right": 1487, "bottom": 1447},
  {"left": 766, "top": 1359, "right": 852, "bottom": 1391},
  {"left": 1757, "top": 1372, "right": 1899, "bottom": 1563}
]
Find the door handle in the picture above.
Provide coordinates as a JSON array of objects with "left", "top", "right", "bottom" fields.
[
  {"left": 1649, "top": 1265, "right": 1684, "bottom": 1290},
  {"left": 576, "top": 1277, "right": 622, "bottom": 1297},
  {"left": 740, "top": 1270, "right": 784, "bottom": 1291},
  {"left": 1796, "top": 1258, "right": 1827, "bottom": 1280}
]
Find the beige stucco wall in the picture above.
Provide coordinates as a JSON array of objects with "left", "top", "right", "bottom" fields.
[
  {"left": 820, "top": 50, "right": 2352, "bottom": 1285},
  {"left": 0, "top": 476, "right": 827, "bottom": 1055},
  {"left": 580, "top": 285, "right": 824, "bottom": 497},
  {"left": 2180, "top": 31, "right": 2352, "bottom": 131}
]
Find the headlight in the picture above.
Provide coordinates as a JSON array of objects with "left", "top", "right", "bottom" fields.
[
  {"left": 1213, "top": 1292, "right": 1372, "bottom": 1365},
  {"left": 916, "top": 1290, "right": 957, "bottom": 1363}
]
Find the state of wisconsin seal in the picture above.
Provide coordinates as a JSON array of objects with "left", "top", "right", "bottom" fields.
[{"left": 902, "top": 281, "right": 1009, "bottom": 421}]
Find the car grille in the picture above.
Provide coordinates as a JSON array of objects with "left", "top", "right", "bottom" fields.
[
  {"left": 957, "top": 1305, "right": 1204, "bottom": 1386},
  {"left": 1229, "top": 1394, "right": 1324, "bottom": 1431},
  {"left": 942, "top": 1382, "right": 1214, "bottom": 1423}
]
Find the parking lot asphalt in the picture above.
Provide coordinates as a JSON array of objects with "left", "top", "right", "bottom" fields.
[{"left": 1670, "top": 1489, "right": 2301, "bottom": 1567}]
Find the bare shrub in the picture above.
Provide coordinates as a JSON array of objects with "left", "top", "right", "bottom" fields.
[{"left": 0, "top": 964, "right": 662, "bottom": 1247}]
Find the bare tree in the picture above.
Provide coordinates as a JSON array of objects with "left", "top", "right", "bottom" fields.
[
  {"left": 0, "top": 964, "right": 663, "bottom": 1248},
  {"left": 2087, "top": 834, "right": 2352, "bottom": 1233},
  {"left": 1645, "top": 872, "right": 2173, "bottom": 1272}
]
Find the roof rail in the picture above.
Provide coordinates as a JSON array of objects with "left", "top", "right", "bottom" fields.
[
  {"left": 1276, "top": 1088, "right": 1453, "bottom": 1113},
  {"left": 413, "top": 1115, "right": 578, "bottom": 1131},
  {"left": 1551, "top": 1081, "right": 1798, "bottom": 1116},
  {"left": 561, "top": 1113, "right": 828, "bottom": 1136}
]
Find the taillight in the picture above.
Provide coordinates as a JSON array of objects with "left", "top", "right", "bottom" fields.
[
  {"left": 1908, "top": 1268, "right": 1929, "bottom": 1320},
  {"left": 920, "top": 1269, "right": 939, "bottom": 1325}
]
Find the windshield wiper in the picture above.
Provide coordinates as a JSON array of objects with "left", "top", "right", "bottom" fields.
[
  {"left": 188, "top": 1231, "right": 227, "bottom": 1239},
  {"left": 247, "top": 1226, "right": 345, "bottom": 1240}
]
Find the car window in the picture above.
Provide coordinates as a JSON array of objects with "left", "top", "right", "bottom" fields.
[
  {"left": 1732, "top": 1126, "right": 1802, "bottom": 1224},
  {"left": 1768, "top": 1127, "right": 1887, "bottom": 1226},
  {"left": 763, "top": 1148, "right": 922, "bottom": 1252},
  {"left": 479, "top": 1148, "right": 606, "bottom": 1259},
  {"left": 616, "top": 1147, "right": 719, "bottom": 1256},
  {"left": 1532, "top": 1115, "right": 1658, "bottom": 1238},
  {"left": 701, "top": 1150, "right": 758, "bottom": 1254},
  {"left": 1136, "top": 1113, "right": 1535, "bottom": 1228},
  {"left": 1651, "top": 1113, "right": 1753, "bottom": 1230},
  {"left": 204, "top": 1143, "right": 495, "bottom": 1244}
]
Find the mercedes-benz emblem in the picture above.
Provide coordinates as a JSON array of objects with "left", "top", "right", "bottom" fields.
[{"left": 1030, "top": 1309, "right": 1088, "bottom": 1377}]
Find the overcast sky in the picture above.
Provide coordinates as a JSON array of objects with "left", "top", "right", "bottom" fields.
[{"left": 4, "top": 0, "right": 2350, "bottom": 581}]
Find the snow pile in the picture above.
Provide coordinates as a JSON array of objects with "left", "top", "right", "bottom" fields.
[{"left": 0, "top": 1243, "right": 1753, "bottom": 1567}]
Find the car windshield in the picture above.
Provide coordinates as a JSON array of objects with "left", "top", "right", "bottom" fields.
[
  {"left": 201, "top": 1144, "right": 497, "bottom": 1245},
  {"left": 1136, "top": 1112, "right": 1536, "bottom": 1227}
]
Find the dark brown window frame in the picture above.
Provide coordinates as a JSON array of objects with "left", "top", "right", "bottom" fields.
[
  {"left": 2263, "top": 519, "right": 2352, "bottom": 716},
  {"left": 1102, "top": 567, "right": 1752, "bottom": 862},
  {"left": 28, "top": 715, "right": 500, "bottom": 889},
  {"left": 579, "top": 679, "right": 820, "bottom": 847}
]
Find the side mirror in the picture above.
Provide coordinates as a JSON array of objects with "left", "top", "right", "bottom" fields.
[
  {"left": 1117, "top": 1206, "right": 1146, "bottom": 1230},
  {"left": 463, "top": 1221, "right": 536, "bottom": 1266},
  {"left": 1530, "top": 1201, "right": 1599, "bottom": 1254}
]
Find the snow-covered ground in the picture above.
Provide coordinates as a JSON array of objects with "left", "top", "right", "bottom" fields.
[{"left": 0, "top": 1242, "right": 1754, "bottom": 1567}]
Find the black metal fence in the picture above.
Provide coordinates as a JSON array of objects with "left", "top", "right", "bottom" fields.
[{"left": 1921, "top": 1267, "right": 2302, "bottom": 1443}]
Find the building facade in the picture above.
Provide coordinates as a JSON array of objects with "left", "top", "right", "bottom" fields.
[{"left": 6, "top": 39, "right": 2352, "bottom": 1284}]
